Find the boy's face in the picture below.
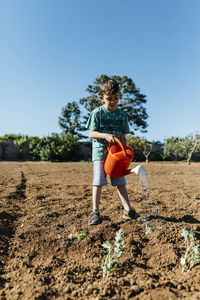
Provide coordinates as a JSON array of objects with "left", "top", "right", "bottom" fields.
[{"left": 99, "top": 92, "right": 121, "bottom": 111}]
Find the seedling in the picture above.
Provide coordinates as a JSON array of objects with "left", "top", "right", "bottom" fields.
[
  {"left": 75, "top": 231, "right": 87, "bottom": 241},
  {"left": 68, "top": 233, "right": 73, "bottom": 240},
  {"left": 67, "top": 231, "right": 87, "bottom": 241},
  {"left": 181, "top": 229, "right": 200, "bottom": 272},
  {"left": 140, "top": 216, "right": 155, "bottom": 235},
  {"left": 100, "top": 229, "right": 125, "bottom": 277}
]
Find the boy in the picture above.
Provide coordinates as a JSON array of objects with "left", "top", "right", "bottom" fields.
[{"left": 86, "top": 78, "right": 139, "bottom": 225}]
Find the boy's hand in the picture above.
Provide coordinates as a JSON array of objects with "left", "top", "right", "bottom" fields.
[{"left": 105, "top": 134, "right": 115, "bottom": 143}]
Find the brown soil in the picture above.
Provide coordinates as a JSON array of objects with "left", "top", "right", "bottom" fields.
[{"left": 0, "top": 161, "right": 200, "bottom": 300}]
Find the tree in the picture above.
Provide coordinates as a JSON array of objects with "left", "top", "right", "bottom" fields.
[
  {"left": 180, "top": 133, "right": 200, "bottom": 165},
  {"left": 127, "top": 136, "right": 153, "bottom": 163},
  {"left": 162, "top": 137, "right": 185, "bottom": 161},
  {"left": 79, "top": 74, "right": 148, "bottom": 134},
  {"left": 139, "top": 139, "right": 154, "bottom": 163},
  {"left": 58, "top": 102, "right": 82, "bottom": 137},
  {"left": 162, "top": 134, "right": 200, "bottom": 163}
]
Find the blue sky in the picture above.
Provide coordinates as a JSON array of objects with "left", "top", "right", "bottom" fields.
[{"left": 0, "top": 0, "right": 200, "bottom": 142}]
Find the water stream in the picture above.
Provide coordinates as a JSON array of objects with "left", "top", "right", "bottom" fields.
[{"left": 131, "top": 165, "right": 164, "bottom": 230}]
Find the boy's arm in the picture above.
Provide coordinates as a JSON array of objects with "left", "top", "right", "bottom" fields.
[{"left": 89, "top": 130, "right": 115, "bottom": 143}]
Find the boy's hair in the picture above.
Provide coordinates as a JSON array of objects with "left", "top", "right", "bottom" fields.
[{"left": 99, "top": 78, "right": 120, "bottom": 96}]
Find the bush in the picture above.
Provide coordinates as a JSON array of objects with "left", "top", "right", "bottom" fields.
[
  {"left": 29, "top": 132, "right": 80, "bottom": 161},
  {"left": 14, "top": 135, "right": 30, "bottom": 158}
]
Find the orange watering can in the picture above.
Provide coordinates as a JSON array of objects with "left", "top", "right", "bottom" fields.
[{"left": 104, "top": 137, "right": 134, "bottom": 178}]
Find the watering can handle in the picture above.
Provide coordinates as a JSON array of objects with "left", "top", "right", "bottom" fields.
[{"left": 107, "top": 137, "right": 126, "bottom": 156}]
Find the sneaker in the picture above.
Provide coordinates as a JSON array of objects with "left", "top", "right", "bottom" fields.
[
  {"left": 123, "top": 208, "right": 139, "bottom": 221},
  {"left": 89, "top": 210, "right": 101, "bottom": 225}
]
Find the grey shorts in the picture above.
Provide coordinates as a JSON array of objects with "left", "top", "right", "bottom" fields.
[{"left": 93, "top": 160, "right": 126, "bottom": 186}]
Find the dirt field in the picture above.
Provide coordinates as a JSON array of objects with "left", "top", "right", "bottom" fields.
[{"left": 0, "top": 161, "right": 200, "bottom": 300}]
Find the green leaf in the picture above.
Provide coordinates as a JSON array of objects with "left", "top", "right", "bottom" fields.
[
  {"left": 68, "top": 233, "right": 73, "bottom": 240},
  {"left": 75, "top": 231, "right": 87, "bottom": 241}
]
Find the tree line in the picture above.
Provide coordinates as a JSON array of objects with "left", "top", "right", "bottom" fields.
[
  {"left": 1, "top": 132, "right": 200, "bottom": 164},
  {"left": 1, "top": 75, "right": 200, "bottom": 163}
]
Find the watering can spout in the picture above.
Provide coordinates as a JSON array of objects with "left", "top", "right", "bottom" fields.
[
  {"left": 123, "top": 169, "right": 133, "bottom": 175},
  {"left": 122, "top": 165, "right": 146, "bottom": 176},
  {"left": 130, "top": 165, "right": 146, "bottom": 176}
]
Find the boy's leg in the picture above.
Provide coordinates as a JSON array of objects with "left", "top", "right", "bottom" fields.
[
  {"left": 89, "top": 161, "right": 107, "bottom": 225},
  {"left": 89, "top": 185, "right": 102, "bottom": 225},
  {"left": 111, "top": 176, "right": 130, "bottom": 210},
  {"left": 117, "top": 185, "right": 132, "bottom": 211},
  {"left": 117, "top": 185, "right": 139, "bottom": 220},
  {"left": 92, "top": 185, "right": 102, "bottom": 211},
  {"left": 92, "top": 160, "right": 107, "bottom": 211},
  {"left": 111, "top": 175, "right": 139, "bottom": 220}
]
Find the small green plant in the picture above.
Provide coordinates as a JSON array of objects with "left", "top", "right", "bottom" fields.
[
  {"left": 181, "top": 229, "right": 200, "bottom": 272},
  {"left": 140, "top": 217, "right": 155, "bottom": 235},
  {"left": 67, "top": 231, "right": 87, "bottom": 241},
  {"left": 100, "top": 229, "right": 125, "bottom": 277},
  {"left": 75, "top": 231, "right": 87, "bottom": 241},
  {"left": 68, "top": 233, "right": 73, "bottom": 240}
]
